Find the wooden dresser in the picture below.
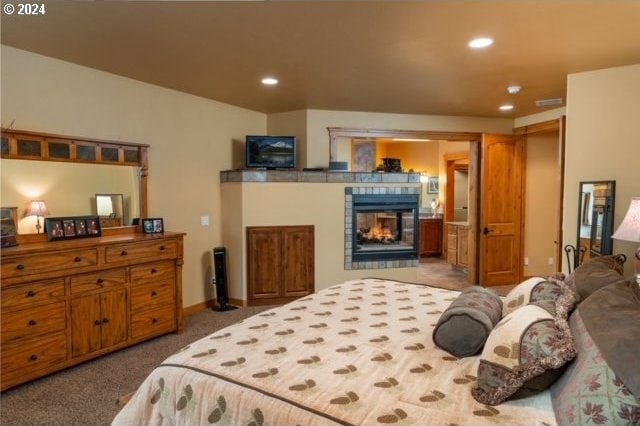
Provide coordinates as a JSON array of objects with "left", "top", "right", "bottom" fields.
[{"left": 0, "top": 231, "right": 184, "bottom": 391}]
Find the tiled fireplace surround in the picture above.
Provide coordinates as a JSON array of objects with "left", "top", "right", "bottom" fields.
[{"left": 345, "top": 186, "right": 420, "bottom": 270}]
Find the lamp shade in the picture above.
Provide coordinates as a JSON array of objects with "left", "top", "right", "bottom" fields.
[
  {"left": 612, "top": 197, "right": 640, "bottom": 243},
  {"left": 25, "top": 200, "right": 50, "bottom": 217}
]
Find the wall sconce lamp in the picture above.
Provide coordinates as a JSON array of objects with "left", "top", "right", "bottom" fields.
[
  {"left": 26, "top": 200, "right": 50, "bottom": 234},
  {"left": 612, "top": 197, "right": 640, "bottom": 285}
]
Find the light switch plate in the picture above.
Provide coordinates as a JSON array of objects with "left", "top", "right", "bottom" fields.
[{"left": 200, "top": 215, "right": 210, "bottom": 226}]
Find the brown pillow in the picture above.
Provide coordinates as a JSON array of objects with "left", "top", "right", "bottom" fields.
[
  {"left": 432, "top": 286, "right": 502, "bottom": 358},
  {"left": 566, "top": 255, "right": 626, "bottom": 302},
  {"left": 472, "top": 279, "right": 576, "bottom": 405}
]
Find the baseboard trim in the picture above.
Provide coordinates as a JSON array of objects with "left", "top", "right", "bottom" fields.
[{"left": 183, "top": 298, "right": 246, "bottom": 317}]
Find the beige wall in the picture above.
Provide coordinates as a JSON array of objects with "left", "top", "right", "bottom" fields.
[
  {"left": 1, "top": 159, "right": 139, "bottom": 234},
  {"left": 523, "top": 132, "right": 561, "bottom": 276},
  {"left": 267, "top": 110, "right": 308, "bottom": 169},
  {"left": 564, "top": 64, "right": 640, "bottom": 277},
  {"left": 221, "top": 182, "right": 419, "bottom": 299},
  {"left": 514, "top": 107, "right": 566, "bottom": 128},
  {"left": 376, "top": 140, "right": 440, "bottom": 175},
  {"left": 1, "top": 46, "right": 267, "bottom": 308}
]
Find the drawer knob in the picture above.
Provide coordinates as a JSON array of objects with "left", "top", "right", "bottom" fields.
[
  {"left": 151, "top": 268, "right": 158, "bottom": 274},
  {"left": 27, "top": 290, "right": 36, "bottom": 297},
  {"left": 102, "top": 318, "right": 110, "bottom": 324},
  {"left": 120, "top": 250, "right": 128, "bottom": 256},
  {"left": 151, "top": 318, "right": 158, "bottom": 324},
  {"left": 29, "top": 354, "right": 38, "bottom": 362},
  {"left": 28, "top": 319, "right": 37, "bottom": 326},
  {"left": 151, "top": 291, "right": 157, "bottom": 297},
  {"left": 74, "top": 256, "right": 82, "bottom": 262},
  {"left": 159, "top": 246, "right": 166, "bottom": 251},
  {"left": 16, "top": 264, "right": 25, "bottom": 270},
  {"left": 96, "top": 278, "right": 104, "bottom": 284},
  {"left": 94, "top": 319, "right": 102, "bottom": 326}
]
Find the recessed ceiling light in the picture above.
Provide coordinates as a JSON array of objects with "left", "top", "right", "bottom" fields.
[
  {"left": 499, "top": 104, "right": 514, "bottom": 111},
  {"left": 507, "top": 85, "right": 521, "bottom": 94},
  {"left": 261, "top": 77, "right": 278, "bottom": 86},
  {"left": 468, "top": 37, "right": 494, "bottom": 49}
]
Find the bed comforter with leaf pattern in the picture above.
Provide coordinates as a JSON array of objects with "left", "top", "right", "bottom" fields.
[{"left": 112, "top": 279, "right": 556, "bottom": 425}]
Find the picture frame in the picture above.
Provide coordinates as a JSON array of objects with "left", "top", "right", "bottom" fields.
[
  {"left": 142, "top": 218, "right": 164, "bottom": 234},
  {"left": 427, "top": 176, "right": 440, "bottom": 194},
  {"left": 45, "top": 215, "right": 101, "bottom": 241},
  {"left": 1, "top": 206, "right": 19, "bottom": 248}
]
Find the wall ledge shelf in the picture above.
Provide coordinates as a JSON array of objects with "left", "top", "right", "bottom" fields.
[{"left": 220, "top": 170, "right": 421, "bottom": 184}]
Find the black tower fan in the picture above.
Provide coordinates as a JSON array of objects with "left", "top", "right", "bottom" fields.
[{"left": 212, "top": 247, "right": 237, "bottom": 311}]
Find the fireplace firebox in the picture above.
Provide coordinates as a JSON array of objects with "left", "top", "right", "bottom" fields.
[{"left": 352, "top": 193, "right": 419, "bottom": 262}]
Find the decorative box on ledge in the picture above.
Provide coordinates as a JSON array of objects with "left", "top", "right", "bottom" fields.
[{"left": 220, "top": 170, "right": 421, "bottom": 184}]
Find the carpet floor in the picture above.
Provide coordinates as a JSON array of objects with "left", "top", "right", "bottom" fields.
[{"left": 0, "top": 305, "right": 271, "bottom": 426}]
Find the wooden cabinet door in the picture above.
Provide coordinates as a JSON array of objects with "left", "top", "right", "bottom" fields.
[
  {"left": 100, "top": 288, "right": 127, "bottom": 349},
  {"left": 420, "top": 220, "right": 442, "bottom": 256},
  {"left": 71, "top": 294, "right": 101, "bottom": 357},
  {"left": 247, "top": 228, "right": 283, "bottom": 299},
  {"left": 282, "top": 227, "right": 314, "bottom": 297},
  {"left": 457, "top": 226, "right": 469, "bottom": 267}
]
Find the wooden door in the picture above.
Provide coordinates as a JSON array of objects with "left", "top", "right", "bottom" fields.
[
  {"left": 70, "top": 294, "right": 101, "bottom": 357},
  {"left": 480, "top": 134, "right": 524, "bottom": 286},
  {"left": 282, "top": 226, "right": 314, "bottom": 297},
  {"left": 247, "top": 227, "right": 283, "bottom": 299},
  {"left": 100, "top": 288, "right": 128, "bottom": 349}
]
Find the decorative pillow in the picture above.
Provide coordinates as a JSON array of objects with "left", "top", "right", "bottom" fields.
[
  {"left": 432, "top": 286, "right": 502, "bottom": 358},
  {"left": 565, "top": 255, "right": 626, "bottom": 302},
  {"left": 550, "top": 310, "right": 640, "bottom": 425},
  {"left": 471, "top": 280, "right": 576, "bottom": 405},
  {"left": 502, "top": 277, "right": 563, "bottom": 317}
]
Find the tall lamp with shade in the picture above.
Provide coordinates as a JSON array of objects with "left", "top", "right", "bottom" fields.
[
  {"left": 25, "top": 200, "right": 50, "bottom": 234},
  {"left": 611, "top": 197, "right": 640, "bottom": 285}
]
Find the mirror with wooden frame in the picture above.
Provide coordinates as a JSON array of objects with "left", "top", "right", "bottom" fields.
[
  {"left": 1, "top": 129, "right": 148, "bottom": 235},
  {"left": 576, "top": 180, "right": 616, "bottom": 265}
]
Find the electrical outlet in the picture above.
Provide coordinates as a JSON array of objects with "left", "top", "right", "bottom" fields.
[
  {"left": 211, "top": 277, "right": 216, "bottom": 286},
  {"left": 201, "top": 215, "right": 210, "bottom": 226},
  {"left": 548, "top": 257, "right": 554, "bottom": 265},
  {"left": 524, "top": 257, "right": 529, "bottom": 266}
]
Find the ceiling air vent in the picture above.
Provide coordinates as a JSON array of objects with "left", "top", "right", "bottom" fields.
[{"left": 535, "top": 98, "right": 563, "bottom": 107}]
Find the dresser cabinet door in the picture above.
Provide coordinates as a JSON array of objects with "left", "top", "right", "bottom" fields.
[
  {"left": 71, "top": 288, "right": 127, "bottom": 357},
  {"left": 247, "top": 227, "right": 284, "bottom": 299}
]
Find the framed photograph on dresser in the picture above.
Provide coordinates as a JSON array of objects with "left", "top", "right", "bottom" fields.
[
  {"left": 45, "top": 215, "right": 101, "bottom": 241},
  {"left": 142, "top": 218, "right": 164, "bottom": 234},
  {"left": 0, "top": 207, "right": 18, "bottom": 248}
]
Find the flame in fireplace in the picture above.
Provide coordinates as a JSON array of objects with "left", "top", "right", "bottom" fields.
[{"left": 369, "top": 225, "right": 393, "bottom": 240}]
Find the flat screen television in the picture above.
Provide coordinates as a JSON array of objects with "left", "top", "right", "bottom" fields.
[{"left": 245, "top": 135, "right": 296, "bottom": 169}]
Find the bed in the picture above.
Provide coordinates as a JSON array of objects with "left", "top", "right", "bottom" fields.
[{"left": 113, "top": 255, "right": 640, "bottom": 425}]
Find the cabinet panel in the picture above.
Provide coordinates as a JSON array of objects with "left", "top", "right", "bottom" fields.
[
  {"left": 130, "top": 261, "right": 175, "bottom": 286},
  {"left": 100, "top": 288, "right": 128, "bottom": 348},
  {"left": 1, "top": 332, "right": 67, "bottom": 377},
  {"left": 131, "top": 307, "right": 176, "bottom": 340},
  {"left": 1, "top": 248, "right": 97, "bottom": 279},
  {"left": 130, "top": 280, "right": 174, "bottom": 313},
  {"left": 71, "top": 294, "right": 102, "bottom": 357},
  {"left": 247, "top": 228, "right": 284, "bottom": 299},
  {"left": 1, "top": 278, "right": 65, "bottom": 310},
  {"left": 70, "top": 268, "right": 126, "bottom": 294},
  {"left": 282, "top": 227, "right": 314, "bottom": 297},
  {"left": 105, "top": 239, "right": 177, "bottom": 264},
  {"left": 1, "top": 301, "right": 66, "bottom": 344},
  {"left": 419, "top": 219, "right": 442, "bottom": 256},
  {"left": 457, "top": 227, "right": 469, "bottom": 267}
]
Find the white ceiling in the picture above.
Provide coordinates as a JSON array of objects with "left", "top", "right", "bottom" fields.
[{"left": 2, "top": 1, "right": 639, "bottom": 118}]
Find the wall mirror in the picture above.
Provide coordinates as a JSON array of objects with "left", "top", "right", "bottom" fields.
[
  {"left": 576, "top": 180, "right": 616, "bottom": 265},
  {"left": 95, "top": 193, "right": 126, "bottom": 228},
  {"left": 1, "top": 129, "right": 148, "bottom": 235}
]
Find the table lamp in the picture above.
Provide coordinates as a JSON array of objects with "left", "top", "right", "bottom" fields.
[
  {"left": 26, "top": 200, "right": 50, "bottom": 234},
  {"left": 611, "top": 197, "right": 640, "bottom": 285}
]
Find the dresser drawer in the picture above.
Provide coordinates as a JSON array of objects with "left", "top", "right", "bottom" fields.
[
  {"left": 1, "top": 278, "right": 66, "bottom": 311},
  {"left": 1, "top": 249, "right": 98, "bottom": 279},
  {"left": 1, "top": 301, "right": 66, "bottom": 344},
  {"left": 130, "top": 280, "right": 174, "bottom": 313},
  {"left": 130, "top": 261, "right": 175, "bottom": 286},
  {"left": 70, "top": 268, "right": 127, "bottom": 295},
  {"left": 131, "top": 306, "right": 176, "bottom": 340},
  {"left": 105, "top": 239, "right": 177, "bottom": 264},
  {"left": 1, "top": 332, "right": 67, "bottom": 376}
]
